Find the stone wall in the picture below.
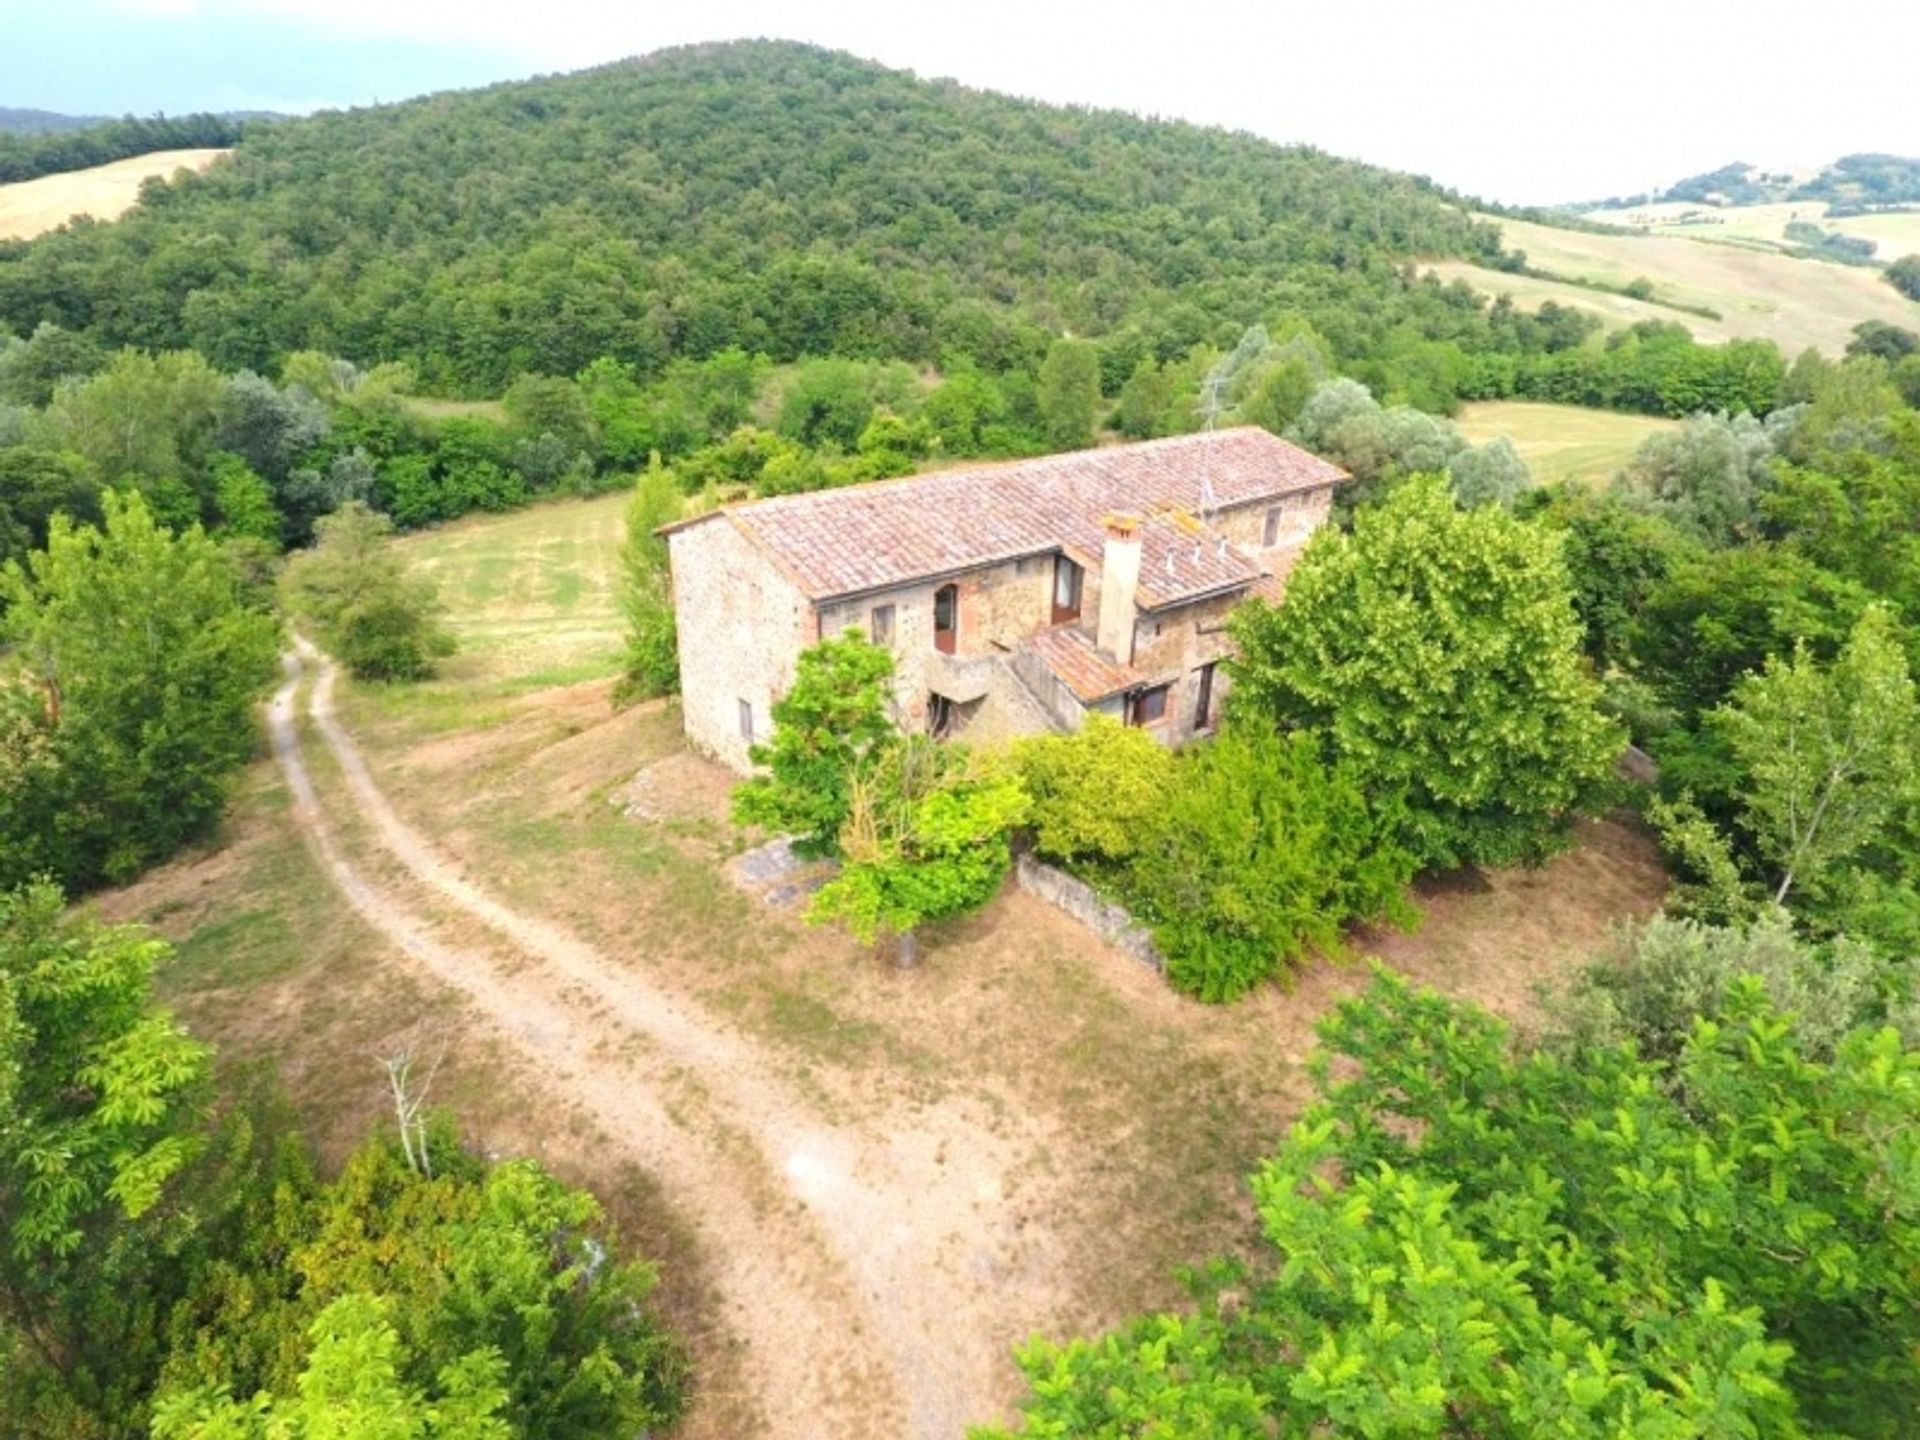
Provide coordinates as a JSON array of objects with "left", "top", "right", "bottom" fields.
[
  {"left": 1014, "top": 853, "right": 1165, "bottom": 972},
  {"left": 667, "top": 518, "right": 816, "bottom": 773},
  {"left": 815, "top": 556, "right": 1053, "bottom": 733}
]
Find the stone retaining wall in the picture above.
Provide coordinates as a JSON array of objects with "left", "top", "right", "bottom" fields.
[{"left": 1014, "top": 853, "right": 1165, "bottom": 973}]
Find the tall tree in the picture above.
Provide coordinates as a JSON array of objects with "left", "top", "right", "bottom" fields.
[
  {"left": 0, "top": 492, "right": 279, "bottom": 890},
  {"left": 1230, "top": 474, "right": 1618, "bottom": 869},
  {"left": 730, "top": 632, "right": 898, "bottom": 857},
  {"left": 615, "top": 457, "right": 681, "bottom": 701},
  {"left": 1036, "top": 338, "right": 1102, "bottom": 451},
  {"left": 1715, "top": 605, "right": 1917, "bottom": 905},
  {"left": 0, "top": 882, "right": 212, "bottom": 1431}
]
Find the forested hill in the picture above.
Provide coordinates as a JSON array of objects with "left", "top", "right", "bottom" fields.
[{"left": 0, "top": 41, "right": 1507, "bottom": 393}]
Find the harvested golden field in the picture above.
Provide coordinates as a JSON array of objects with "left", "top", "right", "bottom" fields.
[
  {"left": 1456, "top": 400, "right": 1675, "bottom": 487},
  {"left": 1433, "top": 213, "right": 1920, "bottom": 355},
  {"left": 0, "top": 147, "right": 229, "bottom": 240}
]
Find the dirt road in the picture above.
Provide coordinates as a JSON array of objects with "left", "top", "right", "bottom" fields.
[{"left": 270, "top": 642, "right": 1053, "bottom": 1437}]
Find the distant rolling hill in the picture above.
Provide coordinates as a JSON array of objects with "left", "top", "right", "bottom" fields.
[
  {"left": 0, "top": 107, "right": 111, "bottom": 135},
  {"left": 0, "top": 41, "right": 1509, "bottom": 392}
]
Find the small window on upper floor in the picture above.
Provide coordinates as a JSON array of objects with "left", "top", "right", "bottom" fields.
[
  {"left": 1262, "top": 506, "right": 1282, "bottom": 547},
  {"left": 737, "top": 698, "right": 755, "bottom": 743},
  {"left": 1051, "top": 554, "right": 1084, "bottom": 624},
  {"left": 933, "top": 583, "right": 958, "bottom": 654},
  {"left": 871, "top": 603, "right": 896, "bottom": 646},
  {"left": 1125, "top": 683, "right": 1170, "bottom": 728}
]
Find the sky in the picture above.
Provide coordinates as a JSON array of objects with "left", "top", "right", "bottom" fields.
[{"left": 6, "top": 0, "right": 1919, "bottom": 204}]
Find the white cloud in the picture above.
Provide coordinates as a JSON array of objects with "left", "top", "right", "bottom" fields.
[{"left": 71, "top": 0, "right": 1920, "bottom": 201}]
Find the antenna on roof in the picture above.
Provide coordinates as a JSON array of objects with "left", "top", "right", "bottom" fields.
[{"left": 1191, "top": 325, "right": 1273, "bottom": 560}]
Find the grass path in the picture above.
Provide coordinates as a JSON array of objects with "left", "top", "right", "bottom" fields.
[{"left": 275, "top": 638, "right": 1072, "bottom": 1438}]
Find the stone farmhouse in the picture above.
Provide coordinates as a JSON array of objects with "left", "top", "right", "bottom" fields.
[{"left": 663, "top": 427, "right": 1346, "bottom": 772}]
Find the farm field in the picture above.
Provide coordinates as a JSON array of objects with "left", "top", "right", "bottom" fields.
[
  {"left": 1457, "top": 400, "right": 1674, "bottom": 487},
  {"left": 1584, "top": 199, "right": 1920, "bottom": 261},
  {"left": 1434, "top": 213, "right": 1920, "bottom": 355},
  {"left": 0, "top": 146, "right": 228, "bottom": 239},
  {"left": 97, "top": 493, "right": 1668, "bottom": 1439}
]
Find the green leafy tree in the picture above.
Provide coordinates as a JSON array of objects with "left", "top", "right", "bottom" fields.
[
  {"left": 208, "top": 453, "right": 282, "bottom": 542},
  {"left": 731, "top": 632, "right": 899, "bottom": 856},
  {"left": 1231, "top": 475, "right": 1619, "bottom": 870},
  {"left": 1627, "top": 543, "right": 1870, "bottom": 721},
  {"left": 0, "top": 491, "right": 279, "bottom": 890},
  {"left": 809, "top": 741, "right": 1029, "bottom": 967},
  {"left": 153, "top": 1134, "right": 684, "bottom": 1440},
  {"left": 1124, "top": 728, "right": 1416, "bottom": 1002},
  {"left": 982, "top": 970, "right": 1920, "bottom": 1438},
  {"left": 1012, "top": 714, "right": 1173, "bottom": 871},
  {"left": 280, "top": 503, "right": 455, "bottom": 682},
  {"left": 0, "top": 883, "right": 213, "bottom": 1432},
  {"left": 1615, "top": 408, "right": 1783, "bottom": 546},
  {"left": 615, "top": 457, "right": 681, "bottom": 701},
  {"left": 1714, "top": 606, "right": 1917, "bottom": 906},
  {"left": 1888, "top": 254, "right": 1920, "bottom": 302},
  {"left": 1036, "top": 338, "right": 1101, "bottom": 450},
  {"left": 0, "top": 445, "right": 98, "bottom": 572},
  {"left": 152, "top": 1294, "right": 511, "bottom": 1440}
]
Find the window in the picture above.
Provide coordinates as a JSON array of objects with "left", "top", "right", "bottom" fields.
[
  {"left": 737, "top": 698, "right": 755, "bottom": 743},
  {"left": 1193, "top": 662, "right": 1217, "bottom": 734},
  {"left": 870, "top": 603, "right": 896, "bottom": 646},
  {"left": 933, "top": 583, "right": 958, "bottom": 654},
  {"left": 1262, "top": 506, "right": 1282, "bottom": 547},
  {"left": 1051, "top": 554, "right": 1084, "bottom": 624},
  {"left": 1126, "top": 683, "right": 1170, "bottom": 727}
]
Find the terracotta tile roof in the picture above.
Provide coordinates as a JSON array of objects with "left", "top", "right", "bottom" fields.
[
  {"left": 669, "top": 428, "right": 1344, "bottom": 606},
  {"left": 1021, "top": 626, "right": 1170, "bottom": 704},
  {"left": 1134, "top": 512, "right": 1264, "bottom": 610}
]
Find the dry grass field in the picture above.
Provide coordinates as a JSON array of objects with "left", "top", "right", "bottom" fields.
[
  {"left": 1584, "top": 199, "right": 1920, "bottom": 262},
  {"left": 1457, "top": 400, "right": 1675, "bottom": 487},
  {"left": 94, "top": 493, "right": 1668, "bottom": 1438},
  {"left": 0, "top": 147, "right": 228, "bottom": 240},
  {"left": 1433, "top": 213, "right": 1920, "bottom": 355}
]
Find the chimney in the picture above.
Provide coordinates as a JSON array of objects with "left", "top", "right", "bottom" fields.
[{"left": 1097, "top": 512, "right": 1142, "bottom": 663}]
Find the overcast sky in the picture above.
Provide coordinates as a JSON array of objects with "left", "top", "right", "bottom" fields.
[{"left": 8, "top": 0, "right": 1919, "bottom": 203}]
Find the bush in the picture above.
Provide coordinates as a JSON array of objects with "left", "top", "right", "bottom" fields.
[
  {"left": 1013, "top": 714, "right": 1174, "bottom": 871},
  {"left": 1541, "top": 912, "right": 1913, "bottom": 1065},
  {"left": 1123, "top": 727, "right": 1416, "bottom": 1002},
  {"left": 280, "top": 502, "right": 455, "bottom": 681}
]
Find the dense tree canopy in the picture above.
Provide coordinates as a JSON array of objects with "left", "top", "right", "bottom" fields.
[
  {"left": 984, "top": 969, "right": 1920, "bottom": 1438},
  {"left": 0, "top": 492, "right": 280, "bottom": 891},
  {"left": 1230, "top": 475, "right": 1619, "bottom": 869}
]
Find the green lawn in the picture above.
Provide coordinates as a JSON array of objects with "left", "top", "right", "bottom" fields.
[
  {"left": 395, "top": 490, "right": 630, "bottom": 693},
  {"left": 1456, "top": 401, "right": 1675, "bottom": 488}
]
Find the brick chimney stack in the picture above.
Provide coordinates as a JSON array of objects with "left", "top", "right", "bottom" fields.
[{"left": 1097, "top": 512, "right": 1142, "bottom": 662}]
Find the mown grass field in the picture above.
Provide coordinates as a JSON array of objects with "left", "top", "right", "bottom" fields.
[
  {"left": 1432, "top": 213, "right": 1920, "bottom": 355},
  {"left": 1456, "top": 400, "right": 1674, "bottom": 487},
  {"left": 395, "top": 489, "right": 629, "bottom": 695},
  {"left": 0, "top": 147, "right": 228, "bottom": 240}
]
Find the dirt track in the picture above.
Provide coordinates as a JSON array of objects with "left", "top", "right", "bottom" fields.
[{"left": 269, "top": 641, "right": 1056, "bottom": 1437}]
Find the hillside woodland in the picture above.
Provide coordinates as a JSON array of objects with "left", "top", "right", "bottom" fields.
[{"left": 4, "top": 38, "right": 1920, "bottom": 1440}]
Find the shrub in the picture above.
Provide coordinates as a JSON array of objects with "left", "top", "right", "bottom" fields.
[
  {"left": 1123, "top": 727, "right": 1416, "bottom": 1002},
  {"left": 280, "top": 502, "right": 455, "bottom": 681},
  {"left": 1013, "top": 714, "right": 1174, "bottom": 871}
]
